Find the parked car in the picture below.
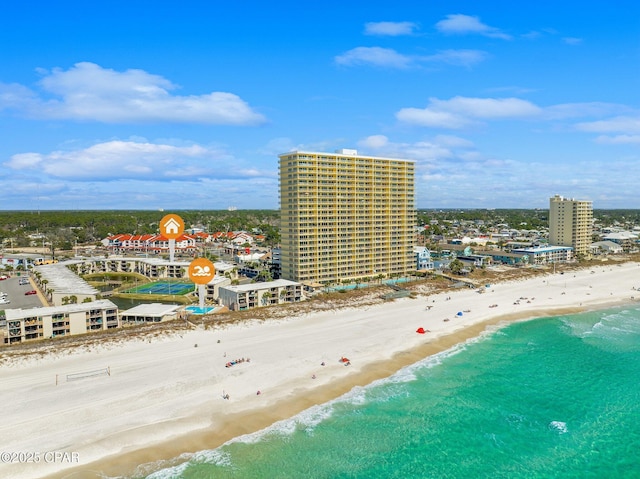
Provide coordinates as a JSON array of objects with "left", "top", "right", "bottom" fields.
[
  {"left": 0, "top": 299, "right": 10, "bottom": 304},
  {"left": 24, "top": 290, "right": 38, "bottom": 296},
  {"left": 0, "top": 275, "right": 9, "bottom": 280},
  {"left": 19, "top": 278, "right": 30, "bottom": 285}
]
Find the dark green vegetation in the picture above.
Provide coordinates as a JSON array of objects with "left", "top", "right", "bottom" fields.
[
  {"left": 0, "top": 209, "right": 638, "bottom": 252},
  {"left": 0, "top": 210, "right": 281, "bottom": 250},
  {"left": 418, "top": 209, "right": 640, "bottom": 231}
]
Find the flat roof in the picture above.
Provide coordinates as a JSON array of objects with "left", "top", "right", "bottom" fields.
[
  {"left": 36, "top": 263, "right": 99, "bottom": 295},
  {"left": 512, "top": 246, "right": 573, "bottom": 253},
  {"left": 221, "top": 279, "right": 301, "bottom": 293},
  {"left": 278, "top": 150, "right": 414, "bottom": 163},
  {"left": 101, "top": 256, "right": 190, "bottom": 267},
  {"left": 120, "top": 303, "right": 181, "bottom": 317},
  {"left": 5, "top": 299, "right": 117, "bottom": 320}
]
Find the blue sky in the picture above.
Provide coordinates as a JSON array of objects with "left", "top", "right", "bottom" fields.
[{"left": 0, "top": 1, "right": 638, "bottom": 210}]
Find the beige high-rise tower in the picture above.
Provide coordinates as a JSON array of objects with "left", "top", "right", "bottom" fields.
[
  {"left": 279, "top": 149, "right": 416, "bottom": 284},
  {"left": 549, "top": 194, "right": 593, "bottom": 259}
]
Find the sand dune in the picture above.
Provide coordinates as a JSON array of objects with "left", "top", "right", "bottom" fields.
[{"left": 1, "top": 262, "right": 639, "bottom": 479}]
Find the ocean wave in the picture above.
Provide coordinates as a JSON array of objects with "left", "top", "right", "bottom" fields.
[
  {"left": 548, "top": 420, "right": 568, "bottom": 434},
  {"left": 141, "top": 323, "right": 513, "bottom": 478},
  {"left": 559, "top": 306, "right": 640, "bottom": 342},
  {"left": 142, "top": 454, "right": 195, "bottom": 479},
  {"left": 143, "top": 447, "right": 235, "bottom": 478}
]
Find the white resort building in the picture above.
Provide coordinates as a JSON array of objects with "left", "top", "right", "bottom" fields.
[
  {"left": 218, "top": 279, "right": 303, "bottom": 311},
  {"left": 2, "top": 299, "right": 119, "bottom": 345}
]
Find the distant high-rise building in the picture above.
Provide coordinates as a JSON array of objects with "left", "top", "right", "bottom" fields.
[
  {"left": 279, "top": 149, "right": 416, "bottom": 284},
  {"left": 549, "top": 194, "right": 593, "bottom": 258}
]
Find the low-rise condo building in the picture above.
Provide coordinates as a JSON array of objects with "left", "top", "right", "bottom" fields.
[
  {"left": 2, "top": 299, "right": 119, "bottom": 345},
  {"left": 218, "top": 279, "right": 303, "bottom": 311}
]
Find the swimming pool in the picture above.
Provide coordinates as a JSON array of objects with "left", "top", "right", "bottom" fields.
[{"left": 185, "top": 305, "right": 218, "bottom": 315}]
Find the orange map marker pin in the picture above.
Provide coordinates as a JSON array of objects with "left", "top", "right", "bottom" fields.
[
  {"left": 189, "top": 258, "right": 216, "bottom": 284},
  {"left": 160, "top": 214, "right": 184, "bottom": 240}
]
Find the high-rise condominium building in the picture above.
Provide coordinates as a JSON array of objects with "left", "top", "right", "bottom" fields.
[
  {"left": 549, "top": 194, "right": 593, "bottom": 258},
  {"left": 279, "top": 149, "right": 416, "bottom": 284}
]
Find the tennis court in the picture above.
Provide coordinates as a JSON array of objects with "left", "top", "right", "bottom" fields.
[{"left": 125, "top": 282, "right": 194, "bottom": 295}]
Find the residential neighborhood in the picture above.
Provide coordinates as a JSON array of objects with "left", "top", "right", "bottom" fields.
[{"left": 1, "top": 201, "right": 640, "bottom": 346}]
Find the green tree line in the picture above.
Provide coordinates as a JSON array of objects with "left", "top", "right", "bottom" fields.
[{"left": 0, "top": 210, "right": 281, "bottom": 249}]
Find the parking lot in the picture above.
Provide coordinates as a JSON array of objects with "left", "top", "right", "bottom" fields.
[{"left": 0, "top": 275, "right": 46, "bottom": 309}]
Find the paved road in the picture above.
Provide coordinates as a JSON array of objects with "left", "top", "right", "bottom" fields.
[{"left": 0, "top": 275, "right": 46, "bottom": 309}]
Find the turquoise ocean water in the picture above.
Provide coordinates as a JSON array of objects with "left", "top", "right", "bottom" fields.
[{"left": 133, "top": 305, "right": 640, "bottom": 479}]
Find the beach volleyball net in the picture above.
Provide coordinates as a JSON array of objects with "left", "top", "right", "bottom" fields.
[{"left": 66, "top": 367, "right": 111, "bottom": 381}]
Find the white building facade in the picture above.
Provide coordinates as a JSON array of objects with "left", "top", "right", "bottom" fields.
[
  {"left": 218, "top": 279, "right": 303, "bottom": 311},
  {"left": 2, "top": 300, "right": 119, "bottom": 345}
]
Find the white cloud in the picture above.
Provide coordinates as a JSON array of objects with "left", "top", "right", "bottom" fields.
[
  {"left": 435, "top": 14, "right": 512, "bottom": 40},
  {"left": 396, "top": 107, "right": 470, "bottom": 129},
  {"left": 335, "top": 47, "right": 412, "bottom": 68},
  {"left": 594, "top": 135, "right": 640, "bottom": 145},
  {"left": 545, "top": 102, "right": 631, "bottom": 120},
  {"left": 583, "top": 115, "right": 640, "bottom": 145},
  {"left": 433, "top": 135, "right": 475, "bottom": 148},
  {"left": 364, "top": 21, "right": 418, "bottom": 36},
  {"left": 0, "top": 176, "right": 281, "bottom": 210},
  {"left": 357, "top": 135, "right": 473, "bottom": 166},
  {"left": 439, "top": 97, "right": 542, "bottom": 118},
  {"left": 0, "top": 62, "right": 266, "bottom": 125},
  {"left": 336, "top": 47, "right": 488, "bottom": 70},
  {"left": 6, "top": 152, "right": 42, "bottom": 168},
  {"left": 259, "top": 137, "right": 303, "bottom": 156},
  {"left": 0, "top": 82, "right": 39, "bottom": 110},
  {"left": 355, "top": 133, "right": 640, "bottom": 208},
  {"left": 421, "top": 49, "right": 488, "bottom": 67},
  {"left": 3, "top": 140, "right": 233, "bottom": 181},
  {"left": 575, "top": 116, "right": 640, "bottom": 134},
  {"left": 358, "top": 135, "right": 389, "bottom": 149},
  {"left": 402, "top": 141, "right": 457, "bottom": 162},
  {"left": 396, "top": 96, "right": 541, "bottom": 128}
]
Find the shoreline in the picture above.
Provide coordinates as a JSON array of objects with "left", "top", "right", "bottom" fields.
[
  {"left": 59, "top": 306, "right": 596, "bottom": 479},
  {"left": 2, "top": 262, "right": 639, "bottom": 479}
]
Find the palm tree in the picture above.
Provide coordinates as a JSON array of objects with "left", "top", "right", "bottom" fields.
[
  {"left": 449, "top": 259, "right": 464, "bottom": 275},
  {"left": 261, "top": 291, "right": 272, "bottom": 306}
]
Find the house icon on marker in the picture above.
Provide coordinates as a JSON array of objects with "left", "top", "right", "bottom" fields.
[{"left": 163, "top": 218, "right": 181, "bottom": 235}]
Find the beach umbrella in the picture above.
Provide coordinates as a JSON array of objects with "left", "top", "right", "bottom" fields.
[
  {"left": 457, "top": 311, "right": 463, "bottom": 316},
  {"left": 416, "top": 327, "right": 426, "bottom": 334}
]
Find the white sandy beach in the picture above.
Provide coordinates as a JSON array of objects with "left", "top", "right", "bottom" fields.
[{"left": 1, "top": 262, "right": 639, "bottom": 479}]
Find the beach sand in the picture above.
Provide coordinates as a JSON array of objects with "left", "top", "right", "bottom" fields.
[{"left": 1, "top": 262, "right": 639, "bottom": 479}]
